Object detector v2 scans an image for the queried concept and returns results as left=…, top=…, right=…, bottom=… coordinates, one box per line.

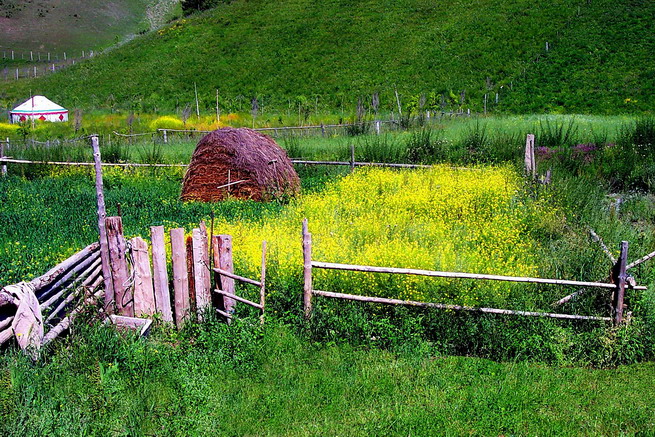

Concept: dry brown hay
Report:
left=180, top=127, right=300, bottom=202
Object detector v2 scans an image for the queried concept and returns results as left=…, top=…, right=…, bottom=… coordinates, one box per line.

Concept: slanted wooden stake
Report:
left=350, top=144, right=355, bottom=173
left=302, top=219, right=313, bottom=319
left=170, top=228, right=190, bottom=328
left=106, top=216, right=132, bottom=316
left=524, top=134, right=536, bottom=176
left=92, top=135, right=115, bottom=313
left=192, top=226, right=211, bottom=320
left=151, top=226, right=173, bottom=322
left=612, top=241, right=629, bottom=325
left=130, top=237, right=155, bottom=317
left=213, top=234, right=235, bottom=317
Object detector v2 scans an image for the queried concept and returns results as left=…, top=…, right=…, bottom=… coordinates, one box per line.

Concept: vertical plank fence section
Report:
left=151, top=226, right=173, bottom=322
left=170, top=228, right=190, bottom=328
left=302, top=218, right=313, bottom=319
left=192, top=227, right=211, bottom=320
left=106, top=216, right=132, bottom=316
left=91, top=135, right=114, bottom=313
left=213, top=234, right=235, bottom=315
left=130, top=237, right=156, bottom=317
left=612, top=241, right=629, bottom=325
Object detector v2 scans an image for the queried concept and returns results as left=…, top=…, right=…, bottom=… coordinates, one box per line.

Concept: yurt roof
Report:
left=11, top=96, right=67, bottom=114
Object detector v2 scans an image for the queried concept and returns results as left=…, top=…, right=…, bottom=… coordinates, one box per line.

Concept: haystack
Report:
left=181, top=128, right=300, bottom=202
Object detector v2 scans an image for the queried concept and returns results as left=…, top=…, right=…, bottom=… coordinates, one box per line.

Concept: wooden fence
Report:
left=301, top=219, right=647, bottom=325
left=1, top=49, right=96, bottom=81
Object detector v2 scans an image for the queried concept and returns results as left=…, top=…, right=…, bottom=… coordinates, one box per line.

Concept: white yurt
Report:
left=10, top=95, right=68, bottom=123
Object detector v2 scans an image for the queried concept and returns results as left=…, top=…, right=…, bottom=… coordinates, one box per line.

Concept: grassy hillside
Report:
left=0, top=0, right=181, bottom=52
left=1, top=0, right=653, bottom=114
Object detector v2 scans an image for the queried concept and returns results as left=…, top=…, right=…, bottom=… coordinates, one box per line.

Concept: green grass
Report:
left=1, top=321, right=655, bottom=435
left=2, top=0, right=654, bottom=114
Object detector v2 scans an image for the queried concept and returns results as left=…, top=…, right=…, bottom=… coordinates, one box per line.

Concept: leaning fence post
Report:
left=303, top=218, right=313, bottom=319
left=91, top=135, right=115, bottom=313
left=612, top=241, right=629, bottom=325
left=350, top=144, right=355, bottom=173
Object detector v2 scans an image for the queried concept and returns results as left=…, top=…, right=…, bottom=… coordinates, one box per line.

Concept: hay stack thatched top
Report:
left=181, top=127, right=300, bottom=202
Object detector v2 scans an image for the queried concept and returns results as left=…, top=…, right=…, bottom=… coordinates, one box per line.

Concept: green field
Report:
left=2, top=0, right=654, bottom=114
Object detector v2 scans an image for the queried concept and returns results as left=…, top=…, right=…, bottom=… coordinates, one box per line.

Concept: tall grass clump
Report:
left=404, top=127, right=446, bottom=164
left=536, top=118, right=579, bottom=148
left=356, top=134, right=405, bottom=163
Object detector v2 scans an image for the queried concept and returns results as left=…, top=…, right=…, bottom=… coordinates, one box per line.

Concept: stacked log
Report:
left=0, top=242, right=104, bottom=348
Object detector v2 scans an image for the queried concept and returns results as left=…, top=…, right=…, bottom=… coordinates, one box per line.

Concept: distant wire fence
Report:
left=1, top=49, right=97, bottom=81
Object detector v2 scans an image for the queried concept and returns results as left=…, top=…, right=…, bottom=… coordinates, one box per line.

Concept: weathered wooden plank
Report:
left=150, top=226, right=173, bottom=322
left=170, top=228, right=190, bottom=328
left=29, top=242, right=99, bottom=291
left=524, top=134, right=535, bottom=176
left=131, top=237, right=156, bottom=317
left=311, top=261, right=647, bottom=290
left=303, top=219, right=312, bottom=319
left=106, top=217, right=132, bottom=316
left=186, top=235, right=196, bottom=314
left=313, top=290, right=612, bottom=322
left=192, top=227, right=211, bottom=320
left=213, top=235, right=235, bottom=314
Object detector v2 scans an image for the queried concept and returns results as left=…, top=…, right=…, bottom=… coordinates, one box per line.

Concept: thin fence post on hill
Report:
left=151, top=226, right=173, bottom=322
left=131, top=237, right=156, bottom=317
left=213, top=234, right=235, bottom=319
left=303, top=219, right=313, bottom=319
left=350, top=144, right=355, bottom=173
left=170, top=228, right=190, bottom=328
left=524, top=134, right=536, bottom=176
left=92, top=135, right=115, bottom=314
left=106, top=216, right=132, bottom=316
left=612, top=241, right=629, bottom=325
left=1, top=138, right=6, bottom=177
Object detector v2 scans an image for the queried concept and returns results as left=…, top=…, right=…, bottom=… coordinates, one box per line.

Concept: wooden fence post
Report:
left=303, top=218, right=313, bottom=319
left=213, top=234, right=235, bottom=316
left=170, top=228, right=190, bottom=328
left=192, top=226, right=211, bottom=320
left=186, top=235, right=196, bottom=313
left=106, top=216, right=132, bottom=316
left=1, top=138, right=6, bottom=177
left=163, top=129, right=167, bottom=144
left=612, top=241, right=629, bottom=325
left=151, top=226, right=173, bottom=322
left=524, top=134, right=536, bottom=177
left=92, top=135, right=115, bottom=314
left=260, top=241, right=267, bottom=324
left=350, top=144, right=355, bottom=173
left=131, top=237, right=155, bottom=317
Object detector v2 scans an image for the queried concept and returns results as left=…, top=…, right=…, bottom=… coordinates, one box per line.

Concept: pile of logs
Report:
left=0, top=242, right=104, bottom=350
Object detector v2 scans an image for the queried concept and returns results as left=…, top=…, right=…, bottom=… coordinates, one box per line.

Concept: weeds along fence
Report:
left=301, top=220, right=649, bottom=326
left=0, top=215, right=267, bottom=351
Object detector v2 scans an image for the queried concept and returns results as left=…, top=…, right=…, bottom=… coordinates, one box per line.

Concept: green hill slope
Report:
left=1, top=0, right=653, bottom=114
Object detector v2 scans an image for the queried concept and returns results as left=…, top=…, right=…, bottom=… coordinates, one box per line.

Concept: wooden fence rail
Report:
left=302, top=219, right=643, bottom=325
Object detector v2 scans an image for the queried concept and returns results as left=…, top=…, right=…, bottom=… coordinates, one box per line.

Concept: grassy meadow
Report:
left=2, top=115, right=655, bottom=432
